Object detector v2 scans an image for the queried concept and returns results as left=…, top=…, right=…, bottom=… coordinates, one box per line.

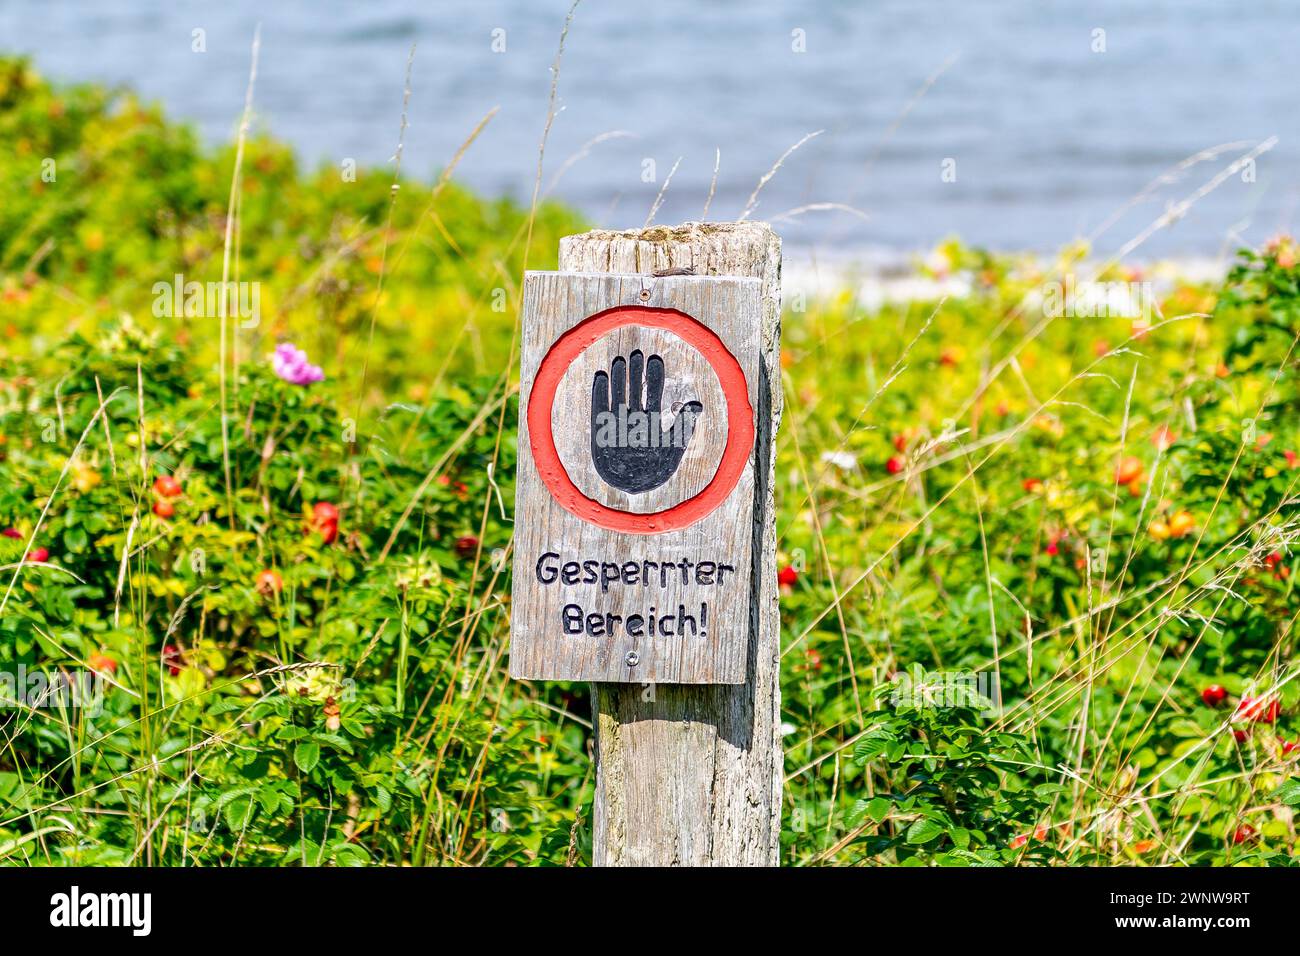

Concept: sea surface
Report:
left=2, top=0, right=1297, bottom=264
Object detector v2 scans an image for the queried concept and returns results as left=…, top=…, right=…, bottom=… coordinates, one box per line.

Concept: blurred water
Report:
left=1, top=0, right=1296, bottom=262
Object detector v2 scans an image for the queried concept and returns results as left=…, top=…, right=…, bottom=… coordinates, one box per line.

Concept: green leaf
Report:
left=331, top=842, right=370, bottom=866
left=223, top=797, right=253, bottom=832
left=852, top=731, right=895, bottom=763
left=314, top=732, right=353, bottom=754
left=906, top=818, right=945, bottom=845
left=258, top=787, right=281, bottom=815
left=63, top=526, right=88, bottom=552
left=212, top=785, right=257, bottom=812
left=1274, top=778, right=1300, bottom=807
left=286, top=839, right=321, bottom=865
left=293, top=740, right=320, bottom=774
left=866, top=796, right=891, bottom=824
left=847, top=798, right=871, bottom=827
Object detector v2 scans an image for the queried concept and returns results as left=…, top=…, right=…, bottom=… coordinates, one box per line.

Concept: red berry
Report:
left=152, top=500, right=174, bottom=519
left=1115, top=456, right=1144, bottom=486
left=778, top=565, right=799, bottom=587
left=1201, top=684, right=1227, bottom=707
left=1282, top=740, right=1298, bottom=755
left=162, top=644, right=182, bottom=676
left=87, top=653, right=117, bottom=675
left=1232, top=824, right=1256, bottom=845
left=892, top=434, right=908, bottom=452
left=309, top=502, right=339, bottom=543
left=153, top=475, right=183, bottom=498
left=455, top=535, right=480, bottom=559
left=27, top=546, right=49, bottom=563
left=1237, top=696, right=1280, bottom=724
left=1233, top=728, right=1250, bottom=743
left=885, top=455, right=904, bottom=475
left=255, top=569, right=283, bottom=596
left=1, top=527, right=20, bottom=538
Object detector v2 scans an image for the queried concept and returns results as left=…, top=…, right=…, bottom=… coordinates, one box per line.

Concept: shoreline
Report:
left=782, top=245, right=1232, bottom=308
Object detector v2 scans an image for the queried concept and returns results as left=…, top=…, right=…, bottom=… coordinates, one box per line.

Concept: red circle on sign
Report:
left=527, top=305, right=754, bottom=534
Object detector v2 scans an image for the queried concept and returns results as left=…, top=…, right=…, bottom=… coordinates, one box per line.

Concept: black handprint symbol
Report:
left=590, top=350, right=703, bottom=493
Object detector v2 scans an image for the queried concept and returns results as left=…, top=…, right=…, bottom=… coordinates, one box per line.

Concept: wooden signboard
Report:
left=510, top=271, right=762, bottom=684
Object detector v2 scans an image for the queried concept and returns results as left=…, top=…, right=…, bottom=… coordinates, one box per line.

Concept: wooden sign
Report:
left=510, top=271, right=762, bottom=684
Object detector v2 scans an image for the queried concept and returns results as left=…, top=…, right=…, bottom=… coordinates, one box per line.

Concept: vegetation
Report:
left=1, top=58, right=1298, bottom=865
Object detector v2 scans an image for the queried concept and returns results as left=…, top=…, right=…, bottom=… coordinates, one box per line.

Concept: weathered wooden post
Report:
left=511, top=221, right=782, bottom=866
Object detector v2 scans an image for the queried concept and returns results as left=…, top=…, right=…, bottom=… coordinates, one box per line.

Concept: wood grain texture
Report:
left=510, top=272, right=761, bottom=684
left=557, top=222, right=783, bottom=867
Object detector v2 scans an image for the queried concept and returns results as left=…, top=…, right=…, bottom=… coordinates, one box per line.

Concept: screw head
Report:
left=624, top=650, right=640, bottom=667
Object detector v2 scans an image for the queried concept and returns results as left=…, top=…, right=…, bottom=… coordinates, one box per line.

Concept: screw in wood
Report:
left=624, top=650, right=640, bottom=667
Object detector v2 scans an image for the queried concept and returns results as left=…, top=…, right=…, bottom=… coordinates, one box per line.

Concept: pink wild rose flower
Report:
left=271, top=343, right=324, bottom=385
